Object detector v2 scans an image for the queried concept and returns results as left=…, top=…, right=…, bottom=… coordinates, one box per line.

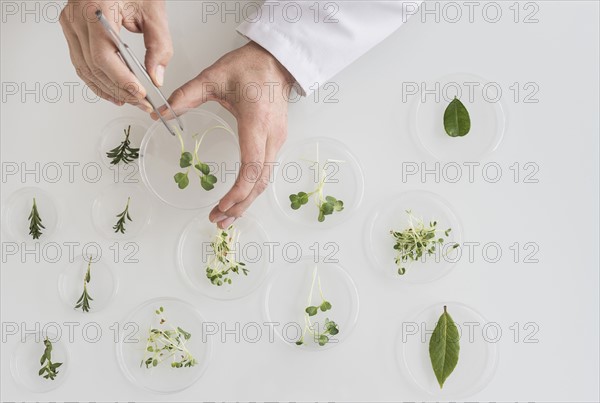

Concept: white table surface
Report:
left=1, top=1, right=599, bottom=401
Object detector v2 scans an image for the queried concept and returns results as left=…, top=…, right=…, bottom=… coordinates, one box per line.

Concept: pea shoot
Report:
left=38, top=338, right=62, bottom=381
left=28, top=197, right=45, bottom=240
left=205, top=225, right=248, bottom=286
left=113, top=196, right=132, bottom=234
left=141, top=306, right=197, bottom=369
left=390, top=210, right=459, bottom=275
left=106, top=125, right=139, bottom=165
left=296, top=265, right=339, bottom=346
left=75, top=256, right=93, bottom=312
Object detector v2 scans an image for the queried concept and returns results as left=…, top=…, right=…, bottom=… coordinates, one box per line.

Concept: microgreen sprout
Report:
left=75, top=256, right=93, bottom=312
left=141, top=306, right=197, bottom=369
left=205, top=225, right=248, bottom=286
left=289, top=144, right=345, bottom=222
left=296, top=265, right=339, bottom=346
left=38, top=338, right=62, bottom=380
left=106, top=125, right=139, bottom=165
left=28, top=197, right=45, bottom=240
left=390, top=210, right=459, bottom=275
left=113, top=197, right=132, bottom=234
left=173, top=125, right=233, bottom=191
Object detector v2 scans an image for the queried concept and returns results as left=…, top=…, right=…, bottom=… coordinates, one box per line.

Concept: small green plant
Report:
left=173, top=125, right=230, bottom=191
left=390, top=210, right=459, bottom=275
left=444, top=97, right=471, bottom=137
left=296, top=265, right=339, bottom=346
left=141, top=306, right=197, bottom=369
left=75, top=256, right=93, bottom=312
left=28, top=197, right=45, bottom=240
left=113, top=197, right=132, bottom=234
left=289, top=158, right=344, bottom=222
left=106, top=125, right=139, bottom=165
left=38, top=338, right=62, bottom=380
left=429, top=305, right=460, bottom=388
left=205, top=225, right=248, bottom=286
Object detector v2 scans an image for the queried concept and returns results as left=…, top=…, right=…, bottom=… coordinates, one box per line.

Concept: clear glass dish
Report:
left=10, top=331, right=70, bottom=393
left=57, top=254, right=118, bottom=313
left=409, top=72, right=506, bottom=161
left=366, top=190, right=462, bottom=283
left=397, top=302, right=498, bottom=398
left=139, top=109, right=240, bottom=210
left=2, top=187, right=59, bottom=242
left=264, top=257, right=359, bottom=351
left=116, top=297, right=212, bottom=394
left=98, top=116, right=148, bottom=170
left=91, top=182, right=152, bottom=240
left=177, top=212, right=270, bottom=300
left=270, top=137, right=365, bottom=229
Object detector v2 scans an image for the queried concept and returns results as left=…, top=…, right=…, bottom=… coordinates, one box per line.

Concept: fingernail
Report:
left=156, top=65, right=165, bottom=87
left=210, top=214, right=227, bottom=223
left=219, top=217, right=236, bottom=229
left=136, top=104, right=151, bottom=113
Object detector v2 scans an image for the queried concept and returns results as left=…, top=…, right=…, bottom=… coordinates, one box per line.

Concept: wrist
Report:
left=248, top=41, right=295, bottom=86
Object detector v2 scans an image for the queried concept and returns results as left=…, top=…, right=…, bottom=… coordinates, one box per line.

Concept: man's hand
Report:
left=59, top=0, right=173, bottom=111
left=157, top=41, right=295, bottom=228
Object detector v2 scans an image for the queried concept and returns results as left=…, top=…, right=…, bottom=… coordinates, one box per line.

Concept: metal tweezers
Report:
left=96, top=10, right=183, bottom=136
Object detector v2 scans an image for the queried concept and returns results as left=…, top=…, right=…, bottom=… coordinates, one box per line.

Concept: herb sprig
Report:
left=296, top=265, right=339, bottom=346
left=205, top=225, right=248, bottom=286
left=28, top=197, right=45, bottom=240
left=38, top=338, right=63, bottom=380
left=390, top=210, right=459, bottom=275
left=75, top=256, right=93, bottom=312
left=113, top=197, right=132, bottom=234
left=106, top=125, right=139, bottom=165
left=141, top=306, right=197, bottom=369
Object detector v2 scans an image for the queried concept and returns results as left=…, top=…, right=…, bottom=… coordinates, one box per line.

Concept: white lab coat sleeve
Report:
left=236, top=1, right=422, bottom=95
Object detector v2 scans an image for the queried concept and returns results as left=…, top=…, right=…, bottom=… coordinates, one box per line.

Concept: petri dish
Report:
left=366, top=190, right=462, bottom=283
left=139, top=108, right=240, bottom=210
left=116, top=297, right=212, bottom=394
left=2, top=187, right=59, bottom=242
left=91, top=182, right=152, bottom=240
left=57, top=254, right=118, bottom=314
left=410, top=72, right=506, bottom=161
left=10, top=331, right=70, bottom=393
left=264, top=258, right=359, bottom=351
left=270, top=137, right=365, bottom=229
left=98, top=116, right=148, bottom=170
left=397, top=302, right=498, bottom=398
left=177, top=212, right=270, bottom=300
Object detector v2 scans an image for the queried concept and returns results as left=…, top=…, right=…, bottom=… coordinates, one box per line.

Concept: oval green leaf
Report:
left=429, top=305, right=460, bottom=389
left=443, top=97, right=471, bottom=137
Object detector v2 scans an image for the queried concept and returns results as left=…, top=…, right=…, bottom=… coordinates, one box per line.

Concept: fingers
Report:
left=153, top=70, right=219, bottom=119
left=139, top=2, right=173, bottom=87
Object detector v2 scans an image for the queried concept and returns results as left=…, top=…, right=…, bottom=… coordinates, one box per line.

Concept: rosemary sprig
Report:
left=106, top=125, right=139, bottom=165
left=28, top=197, right=45, bottom=240
left=38, top=338, right=62, bottom=380
left=205, top=225, right=248, bottom=286
left=296, top=265, right=339, bottom=346
left=141, top=306, right=197, bottom=369
left=390, top=210, right=459, bottom=275
left=75, top=257, right=93, bottom=312
left=113, top=197, right=132, bottom=234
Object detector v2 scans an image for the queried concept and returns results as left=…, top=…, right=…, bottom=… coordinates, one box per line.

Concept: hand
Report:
left=59, top=0, right=173, bottom=111
left=157, top=41, right=295, bottom=228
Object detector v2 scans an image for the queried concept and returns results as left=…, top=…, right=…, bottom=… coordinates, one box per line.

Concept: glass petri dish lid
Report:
left=2, top=187, right=59, bottom=242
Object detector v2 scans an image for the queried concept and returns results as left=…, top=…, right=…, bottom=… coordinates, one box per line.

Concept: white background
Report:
left=1, top=1, right=599, bottom=401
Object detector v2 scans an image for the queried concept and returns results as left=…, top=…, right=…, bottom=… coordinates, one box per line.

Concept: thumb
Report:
left=155, top=71, right=222, bottom=119
left=139, top=5, right=173, bottom=87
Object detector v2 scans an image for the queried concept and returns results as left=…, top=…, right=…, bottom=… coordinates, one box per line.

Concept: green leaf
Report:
left=291, top=201, right=301, bottom=210
left=289, top=194, right=298, bottom=203
left=318, top=334, right=329, bottom=346
left=321, top=203, right=334, bottom=215
left=320, top=301, right=332, bottom=312
left=429, top=306, right=460, bottom=389
left=305, top=306, right=318, bottom=316
left=195, top=162, right=210, bottom=175
left=174, top=172, right=189, bottom=189
left=179, top=152, right=193, bottom=168
left=443, top=97, right=471, bottom=137
left=200, top=175, right=216, bottom=191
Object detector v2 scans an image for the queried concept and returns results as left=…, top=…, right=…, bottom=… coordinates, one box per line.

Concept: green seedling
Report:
left=113, top=197, right=132, bottom=234
left=38, top=338, right=62, bottom=380
left=28, top=197, right=45, bottom=240
left=390, top=210, right=459, bottom=275
left=106, top=125, right=139, bottom=164
left=296, top=265, right=339, bottom=347
left=205, top=225, right=248, bottom=286
left=141, top=306, right=197, bottom=369
left=75, top=256, right=93, bottom=312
